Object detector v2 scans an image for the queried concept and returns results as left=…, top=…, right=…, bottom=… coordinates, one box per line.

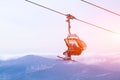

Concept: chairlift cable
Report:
left=25, top=0, right=119, bottom=34
left=25, top=0, right=66, bottom=16
left=75, top=18, right=118, bottom=34
left=80, top=0, right=120, bottom=16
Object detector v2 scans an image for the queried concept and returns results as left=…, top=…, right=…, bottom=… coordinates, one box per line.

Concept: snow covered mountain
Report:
left=0, top=55, right=120, bottom=80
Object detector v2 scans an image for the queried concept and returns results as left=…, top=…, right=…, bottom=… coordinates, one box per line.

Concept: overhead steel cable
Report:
left=65, top=14, right=117, bottom=34
left=25, top=0, right=119, bottom=34
left=75, top=18, right=117, bottom=34
left=80, top=0, right=120, bottom=16
left=25, top=0, right=66, bottom=16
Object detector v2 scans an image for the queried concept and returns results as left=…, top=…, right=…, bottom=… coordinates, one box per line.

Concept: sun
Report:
left=114, top=33, right=120, bottom=39
left=112, top=33, right=120, bottom=42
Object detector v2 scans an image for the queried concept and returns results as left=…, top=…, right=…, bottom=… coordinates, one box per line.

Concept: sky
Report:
left=0, top=0, right=120, bottom=59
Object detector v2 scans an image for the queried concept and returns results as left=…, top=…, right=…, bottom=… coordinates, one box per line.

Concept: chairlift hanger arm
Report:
left=25, top=0, right=119, bottom=34
left=80, top=0, right=120, bottom=16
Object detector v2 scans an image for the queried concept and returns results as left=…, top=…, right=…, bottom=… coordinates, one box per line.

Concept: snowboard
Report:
left=57, top=56, right=77, bottom=62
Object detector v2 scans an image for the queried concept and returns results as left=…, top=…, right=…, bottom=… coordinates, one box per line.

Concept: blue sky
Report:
left=0, top=0, right=120, bottom=59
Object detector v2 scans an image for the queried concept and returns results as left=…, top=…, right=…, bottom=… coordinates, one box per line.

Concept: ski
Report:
left=57, top=56, right=77, bottom=62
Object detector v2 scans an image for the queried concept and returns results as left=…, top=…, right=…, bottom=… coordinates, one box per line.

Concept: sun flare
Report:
left=113, top=33, right=120, bottom=40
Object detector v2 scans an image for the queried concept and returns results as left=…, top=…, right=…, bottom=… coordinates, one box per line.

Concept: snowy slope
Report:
left=0, top=55, right=120, bottom=80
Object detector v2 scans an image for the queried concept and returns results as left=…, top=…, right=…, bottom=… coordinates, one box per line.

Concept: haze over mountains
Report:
left=0, top=54, right=120, bottom=80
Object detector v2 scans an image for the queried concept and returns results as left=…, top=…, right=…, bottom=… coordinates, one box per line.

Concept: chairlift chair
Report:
left=63, top=34, right=87, bottom=58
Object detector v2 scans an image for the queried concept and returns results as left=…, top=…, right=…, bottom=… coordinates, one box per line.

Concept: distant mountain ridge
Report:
left=0, top=55, right=120, bottom=80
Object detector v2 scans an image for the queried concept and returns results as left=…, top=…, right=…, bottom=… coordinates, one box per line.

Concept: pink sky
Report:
left=0, top=0, right=120, bottom=59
